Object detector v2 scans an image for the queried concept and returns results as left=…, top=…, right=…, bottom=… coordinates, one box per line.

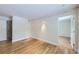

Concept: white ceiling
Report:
left=0, top=4, right=77, bottom=20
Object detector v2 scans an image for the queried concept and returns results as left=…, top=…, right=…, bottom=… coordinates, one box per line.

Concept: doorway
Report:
left=58, top=15, right=75, bottom=50
left=7, top=20, right=12, bottom=41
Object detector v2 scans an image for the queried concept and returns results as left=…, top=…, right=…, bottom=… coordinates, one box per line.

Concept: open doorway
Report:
left=7, top=20, right=12, bottom=42
left=58, top=15, right=75, bottom=50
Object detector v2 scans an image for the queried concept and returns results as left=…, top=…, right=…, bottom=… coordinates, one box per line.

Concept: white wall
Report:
left=0, top=16, right=10, bottom=41
left=31, top=16, right=59, bottom=45
left=12, top=16, right=31, bottom=42
left=30, top=10, right=77, bottom=46
left=0, top=20, right=7, bottom=41
left=67, top=8, right=79, bottom=53
left=76, top=8, right=79, bottom=53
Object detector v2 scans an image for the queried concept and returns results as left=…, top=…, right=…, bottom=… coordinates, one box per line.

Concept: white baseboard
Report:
left=0, top=39, right=6, bottom=41
left=12, top=36, right=31, bottom=43
left=32, top=36, right=59, bottom=46
left=12, top=36, right=59, bottom=46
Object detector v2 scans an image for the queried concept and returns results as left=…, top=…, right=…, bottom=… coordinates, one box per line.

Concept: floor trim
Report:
left=31, top=36, right=59, bottom=46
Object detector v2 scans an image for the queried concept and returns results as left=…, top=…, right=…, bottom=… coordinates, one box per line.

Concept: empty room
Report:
left=0, top=4, right=79, bottom=54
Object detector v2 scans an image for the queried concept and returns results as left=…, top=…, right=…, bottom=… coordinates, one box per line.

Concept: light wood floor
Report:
left=58, top=36, right=72, bottom=49
left=0, top=38, right=75, bottom=54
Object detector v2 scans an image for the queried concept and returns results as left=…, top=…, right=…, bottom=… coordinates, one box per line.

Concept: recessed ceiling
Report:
left=0, top=4, right=77, bottom=20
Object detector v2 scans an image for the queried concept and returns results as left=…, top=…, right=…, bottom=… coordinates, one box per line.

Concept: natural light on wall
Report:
left=41, top=21, right=46, bottom=32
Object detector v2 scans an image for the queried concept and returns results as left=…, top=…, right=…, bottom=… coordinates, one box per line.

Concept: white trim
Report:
left=32, top=36, right=59, bottom=46
left=12, top=36, right=59, bottom=46
left=12, top=36, right=31, bottom=42
left=0, top=16, right=11, bottom=21
left=58, top=15, right=73, bottom=21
